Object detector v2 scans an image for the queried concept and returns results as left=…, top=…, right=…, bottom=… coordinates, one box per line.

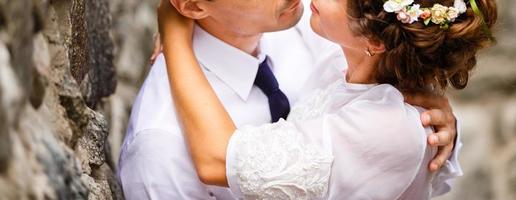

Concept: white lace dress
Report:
left=225, top=78, right=461, bottom=200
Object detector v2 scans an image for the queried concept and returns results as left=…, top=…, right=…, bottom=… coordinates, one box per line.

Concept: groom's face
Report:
left=201, top=0, right=304, bottom=34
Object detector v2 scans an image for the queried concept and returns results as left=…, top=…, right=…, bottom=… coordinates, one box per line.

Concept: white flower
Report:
left=406, top=4, right=424, bottom=23
left=431, top=4, right=449, bottom=24
left=454, top=0, right=467, bottom=14
left=447, top=7, right=460, bottom=22
left=384, top=0, right=414, bottom=13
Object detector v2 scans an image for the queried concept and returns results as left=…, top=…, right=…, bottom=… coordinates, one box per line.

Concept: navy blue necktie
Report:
left=254, top=58, right=290, bottom=122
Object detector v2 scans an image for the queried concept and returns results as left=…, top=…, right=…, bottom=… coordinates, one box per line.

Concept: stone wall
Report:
left=0, top=0, right=514, bottom=199
left=0, top=0, right=125, bottom=199
left=107, top=0, right=159, bottom=167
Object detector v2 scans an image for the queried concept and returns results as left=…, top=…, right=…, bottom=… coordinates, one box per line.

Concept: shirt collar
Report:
left=193, top=25, right=270, bottom=101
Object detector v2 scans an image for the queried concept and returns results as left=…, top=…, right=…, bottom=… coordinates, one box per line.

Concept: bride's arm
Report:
left=158, top=1, right=235, bottom=187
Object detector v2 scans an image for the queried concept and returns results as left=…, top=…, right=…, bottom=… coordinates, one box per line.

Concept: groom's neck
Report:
left=197, top=20, right=262, bottom=57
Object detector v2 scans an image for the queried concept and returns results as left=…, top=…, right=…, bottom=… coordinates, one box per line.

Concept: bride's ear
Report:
left=364, top=38, right=386, bottom=55
left=170, top=0, right=211, bottom=19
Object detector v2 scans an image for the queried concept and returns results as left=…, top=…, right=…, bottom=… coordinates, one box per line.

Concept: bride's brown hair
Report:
left=346, top=0, right=497, bottom=92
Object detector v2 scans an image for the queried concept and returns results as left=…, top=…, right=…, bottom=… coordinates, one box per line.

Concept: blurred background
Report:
left=0, top=0, right=514, bottom=199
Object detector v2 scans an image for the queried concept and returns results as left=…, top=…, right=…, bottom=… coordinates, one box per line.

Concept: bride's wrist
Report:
left=161, top=31, right=193, bottom=49
left=157, top=1, right=194, bottom=44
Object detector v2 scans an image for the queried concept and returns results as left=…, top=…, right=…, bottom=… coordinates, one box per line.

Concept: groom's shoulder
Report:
left=147, top=54, right=170, bottom=83
left=127, top=54, right=180, bottom=134
left=136, top=54, right=172, bottom=106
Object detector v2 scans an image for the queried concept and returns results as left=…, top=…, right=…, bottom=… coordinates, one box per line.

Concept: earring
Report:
left=365, top=48, right=375, bottom=57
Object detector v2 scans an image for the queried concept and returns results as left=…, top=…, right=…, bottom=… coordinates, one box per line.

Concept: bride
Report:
left=158, top=0, right=496, bottom=199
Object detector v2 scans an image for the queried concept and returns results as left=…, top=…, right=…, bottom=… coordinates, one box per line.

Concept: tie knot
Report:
left=254, top=58, right=279, bottom=96
left=253, top=57, right=291, bottom=122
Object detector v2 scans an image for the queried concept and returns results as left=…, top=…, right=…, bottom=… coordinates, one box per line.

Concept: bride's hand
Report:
left=150, top=32, right=162, bottom=66
left=157, top=0, right=194, bottom=47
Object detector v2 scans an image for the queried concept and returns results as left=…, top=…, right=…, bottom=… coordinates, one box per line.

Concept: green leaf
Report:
left=424, top=18, right=431, bottom=25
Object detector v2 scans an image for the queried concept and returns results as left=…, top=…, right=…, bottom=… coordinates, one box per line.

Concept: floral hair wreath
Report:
left=383, top=0, right=489, bottom=32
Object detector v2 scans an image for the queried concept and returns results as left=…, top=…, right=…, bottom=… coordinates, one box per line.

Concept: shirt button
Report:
left=209, top=191, right=215, bottom=197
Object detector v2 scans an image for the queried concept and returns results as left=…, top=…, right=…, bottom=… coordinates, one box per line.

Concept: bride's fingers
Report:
left=150, top=33, right=163, bottom=66
left=158, top=0, right=168, bottom=8
left=157, top=0, right=193, bottom=36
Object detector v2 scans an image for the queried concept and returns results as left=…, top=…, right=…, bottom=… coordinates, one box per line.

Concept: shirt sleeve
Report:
left=431, top=119, right=464, bottom=197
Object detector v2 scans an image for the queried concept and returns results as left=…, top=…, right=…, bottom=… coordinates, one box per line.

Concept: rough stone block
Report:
left=70, top=0, right=116, bottom=109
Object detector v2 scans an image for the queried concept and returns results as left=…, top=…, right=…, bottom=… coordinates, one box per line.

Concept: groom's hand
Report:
left=404, top=93, right=457, bottom=172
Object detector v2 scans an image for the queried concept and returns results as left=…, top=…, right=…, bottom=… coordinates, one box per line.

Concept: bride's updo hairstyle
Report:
left=347, top=0, right=497, bottom=92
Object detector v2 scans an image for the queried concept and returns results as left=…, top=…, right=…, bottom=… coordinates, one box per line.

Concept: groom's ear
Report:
left=170, top=0, right=211, bottom=20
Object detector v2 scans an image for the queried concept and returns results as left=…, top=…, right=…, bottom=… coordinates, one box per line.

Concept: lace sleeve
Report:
left=226, top=119, right=333, bottom=200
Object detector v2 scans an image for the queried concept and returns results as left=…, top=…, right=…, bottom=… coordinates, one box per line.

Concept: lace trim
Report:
left=232, top=120, right=333, bottom=200
left=289, top=80, right=342, bottom=121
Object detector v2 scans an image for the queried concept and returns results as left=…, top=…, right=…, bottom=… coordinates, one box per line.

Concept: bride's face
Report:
left=309, top=0, right=367, bottom=51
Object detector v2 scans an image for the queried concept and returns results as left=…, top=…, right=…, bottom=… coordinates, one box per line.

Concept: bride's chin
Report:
left=310, top=17, right=325, bottom=39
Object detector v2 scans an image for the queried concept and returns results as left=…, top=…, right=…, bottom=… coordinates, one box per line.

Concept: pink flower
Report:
left=420, top=9, right=431, bottom=20
left=397, top=11, right=412, bottom=24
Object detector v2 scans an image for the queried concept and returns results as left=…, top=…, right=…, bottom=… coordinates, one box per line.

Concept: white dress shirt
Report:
left=118, top=24, right=315, bottom=199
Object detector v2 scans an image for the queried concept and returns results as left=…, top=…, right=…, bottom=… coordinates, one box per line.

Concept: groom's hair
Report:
left=346, top=0, right=497, bottom=93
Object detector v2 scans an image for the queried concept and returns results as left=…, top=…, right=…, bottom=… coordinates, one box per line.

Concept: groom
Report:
left=118, top=0, right=462, bottom=199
